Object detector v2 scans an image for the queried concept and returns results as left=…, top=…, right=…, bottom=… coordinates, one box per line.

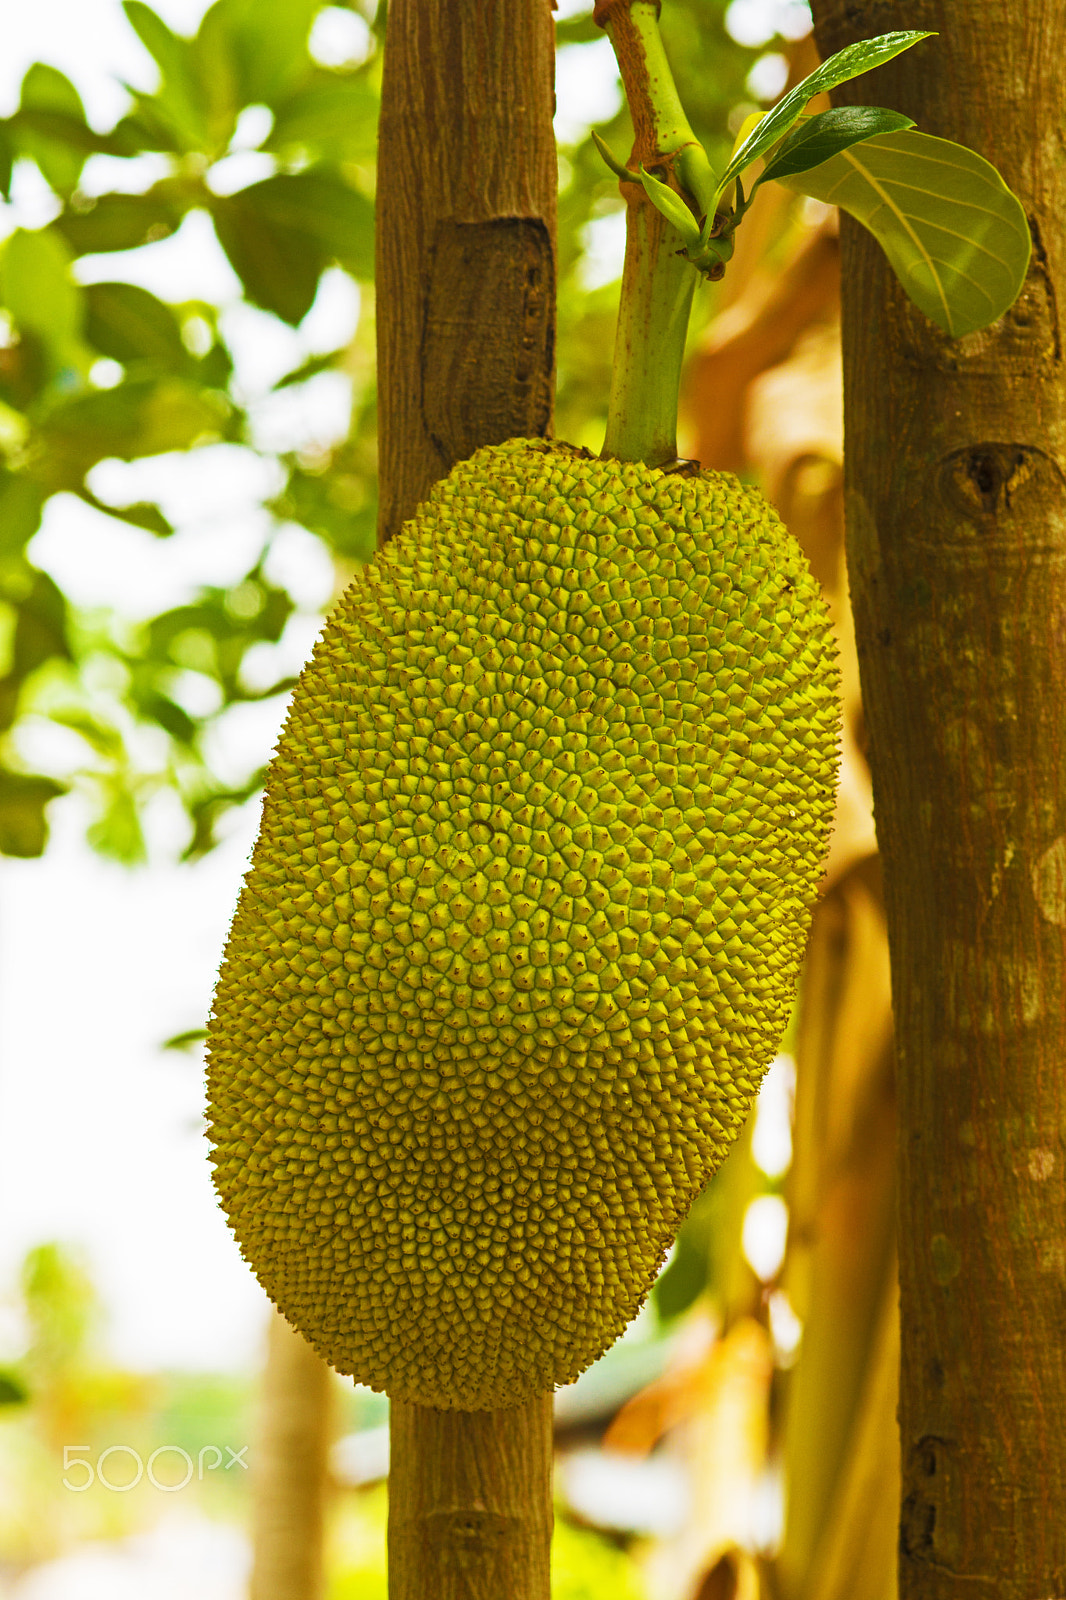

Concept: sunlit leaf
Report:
left=211, top=167, right=373, bottom=323
left=54, top=191, right=183, bottom=254
left=48, top=707, right=126, bottom=759
left=84, top=281, right=190, bottom=371
left=212, top=190, right=323, bottom=324
left=0, top=572, right=71, bottom=732
left=0, top=123, right=13, bottom=200
left=36, top=379, right=229, bottom=487
left=0, top=330, right=47, bottom=412
left=109, top=94, right=187, bottom=156
left=0, top=1368, right=28, bottom=1406
left=9, top=570, right=72, bottom=679
left=0, top=471, right=45, bottom=562
left=776, top=129, right=1032, bottom=335
left=265, top=73, right=379, bottom=162
left=270, top=460, right=377, bottom=560
left=10, top=107, right=142, bottom=159
left=273, top=348, right=348, bottom=389
left=757, top=106, right=914, bottom=186
left=0, top=769, right=67, bottom=858
left=714, top=29, right=935, bottom=204
left=653, top=1226, right=708, bottom=1320
left=18, top=63, right=88, bottom=194
left=86, top=781, right=147, bottom=864
left=209, top=0, right=322, bottom=106
left=182, top=770, right=267, bottom=859
left=122, top=2, right=211, bottom=152
left=124, top=1, right=190, bottom=82
left=638, top=166, right=701, bottom=244
left=77, top=486, right=175, bottom=537
left=163, top=1026, right=209, bottom=1051
left=190, top=3, right=242, bottom=154
left=137, top=687, right=198, bottom=742
left=0, top=228, right=84, bottom=371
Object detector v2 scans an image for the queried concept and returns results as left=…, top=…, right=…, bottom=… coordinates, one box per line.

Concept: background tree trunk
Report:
left=250, top=1312, right=335, bottom=1600
left=375, top=2, right=558, bottom=1596
left=809, top=2, right=1066, bottom=1592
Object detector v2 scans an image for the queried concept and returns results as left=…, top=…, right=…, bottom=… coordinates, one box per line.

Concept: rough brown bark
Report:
left=250, top=1312, right=335, bottom=1600
left=376, top=3, right=558, bottom=1596
left=375, top=0, right=557, bottom=545
left=808, top=2, right=1066, bottom=1593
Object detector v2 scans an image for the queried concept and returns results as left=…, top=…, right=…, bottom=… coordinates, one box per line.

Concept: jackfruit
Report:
left=207, top=437, right=839, bottom=1411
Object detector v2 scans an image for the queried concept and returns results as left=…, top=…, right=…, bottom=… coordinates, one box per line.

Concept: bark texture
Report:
left=376, top=3, right=558, bottom=1596
left=375, top=0, right=557, bottom=544
left=250, top=1312, right=335, bottom=1600
left=388, top=1395, right=554, bottom=1600
left=808, top=2, right=1066, bottom=1594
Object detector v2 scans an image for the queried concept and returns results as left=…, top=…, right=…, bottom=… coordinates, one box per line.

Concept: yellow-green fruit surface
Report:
left=207, top=438, right=840, bottom=1410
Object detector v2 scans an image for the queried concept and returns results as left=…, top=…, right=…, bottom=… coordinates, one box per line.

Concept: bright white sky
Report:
left=0, top=0, right=796, bottom=1376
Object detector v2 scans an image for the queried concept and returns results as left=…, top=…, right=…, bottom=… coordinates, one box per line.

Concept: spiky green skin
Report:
left=207, top=439, right=839, bottom=1410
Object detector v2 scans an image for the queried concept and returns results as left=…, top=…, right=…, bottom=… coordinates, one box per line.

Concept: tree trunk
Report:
left=388, top=1396, right=554, bottom=1599
left=250, top=1312, right=335, bottom=1600
left=809, top=3, right=1066, bottom=1593
left=375, top=3, right=558, bottom=1595
left=376, top=0, right=557, bottom=545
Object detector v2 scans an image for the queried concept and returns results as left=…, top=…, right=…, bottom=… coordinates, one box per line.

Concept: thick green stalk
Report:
left=597, top=0, right=703, bottom=464
left=603, top=192, right=696, bottom=464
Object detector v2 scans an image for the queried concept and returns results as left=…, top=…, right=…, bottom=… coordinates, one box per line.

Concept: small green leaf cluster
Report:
left=608, top=28, right=1031, bottom=336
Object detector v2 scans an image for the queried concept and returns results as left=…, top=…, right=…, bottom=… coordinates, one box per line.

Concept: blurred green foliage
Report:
left=0, top=0, right=793, bottom=864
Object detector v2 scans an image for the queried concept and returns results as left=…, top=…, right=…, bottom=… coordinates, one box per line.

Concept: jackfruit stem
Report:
left=598, top=1, right=701, bottom=465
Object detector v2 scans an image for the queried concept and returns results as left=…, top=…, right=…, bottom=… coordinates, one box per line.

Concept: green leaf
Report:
left=37, top=379, right=229, bottom=487
left=10, top=570, right=72, bottom=680
left=0, top=769, right=67, bottom=857
left=211, top=167, right=373, bottom=322
left=554, top=13, right=603, bottom=44
left=182, top=770, right=266, bottom=858
left=714, top=29, right=935, bottom=204
left=77, top=486, right=174, bottom=536
left=121, top=2, right=211, bottom=152
left=137, top=688, right=197, bottom=742
left=0, top=1367, right=29, bottom=1406
left=124, top=1, right=190, bottom=81
left=775, top=129, right=1032, bottom=337
left=0, top=229, right=84, bottom=372
left=0, top=571, right=72, bottom=732
left=270, top=459, right=377, bottom=560
left=84, top=281, right=189, bottom=371
left=190, top=4, right=242, bottom=154
left=652, top=1226, right=708, bottom=1320
left=212, top=190, right=323, bottom=324
left=11, top=108, right=143, bottom=159
left=0, top=472, right=45, bottom=562
left=265, top=72, right=379, bottom=162
left=757, top=106, right=914, bottom=186
left=49, top=707, right=126, bottom=759
left=18, top=63, right=88, bottom=194
left=638, top=166, right=701, bottom=245
left=54, top=191, right=183, bottom=255
left=110, top=96, right=187, bottom=156
left=206, top=0, right=321, bottom=107
left=0, top=123, right=14, bottom=201
left=273, top=348, right=348, bottom=389
left=86, top=781, right=147, bottom=865
left=162, top=1026, right=209, bottom=1051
